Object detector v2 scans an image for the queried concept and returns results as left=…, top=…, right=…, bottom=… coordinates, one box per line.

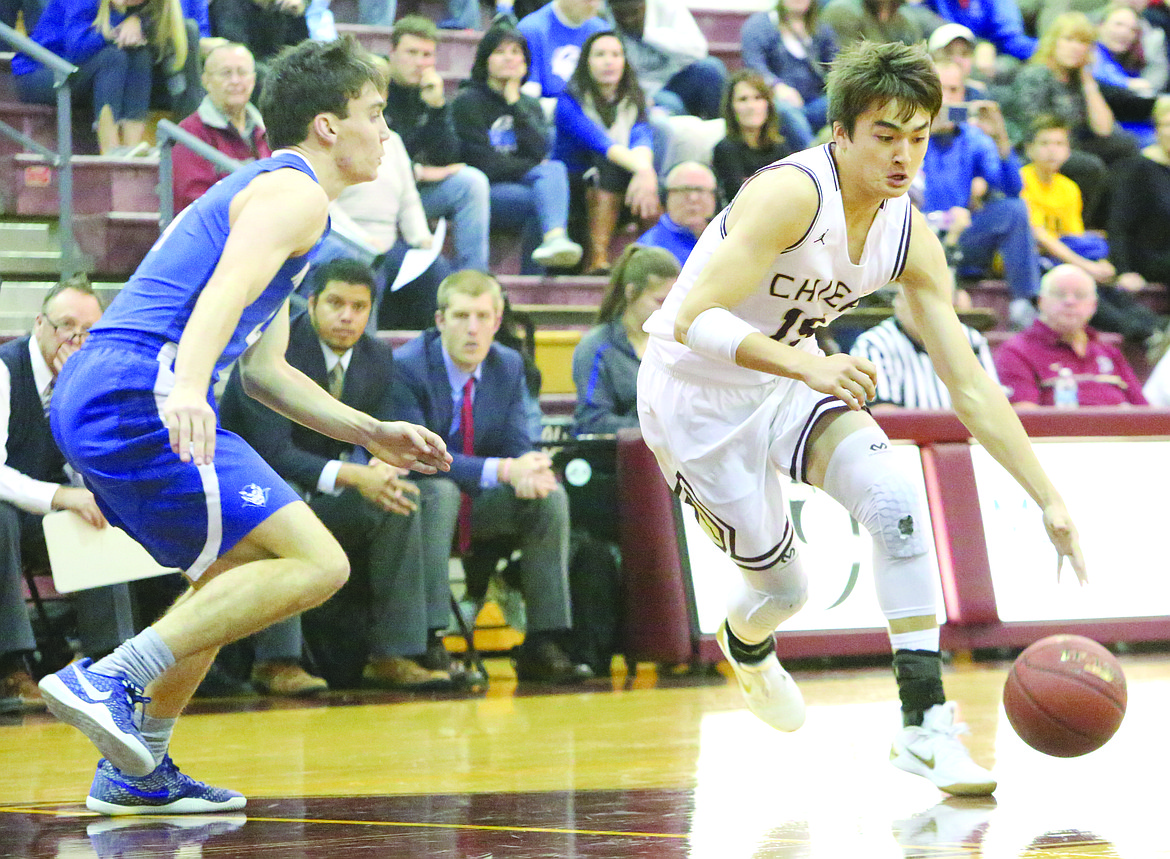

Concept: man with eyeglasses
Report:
left=636, top=160, right=717, bottom=265
left=173, top=42, right=269, bottom=214
left=0, top=278, right=135, bottom=715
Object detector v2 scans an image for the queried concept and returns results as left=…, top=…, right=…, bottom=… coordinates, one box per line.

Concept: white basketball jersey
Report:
left=643, top=143, right=913, bottom=385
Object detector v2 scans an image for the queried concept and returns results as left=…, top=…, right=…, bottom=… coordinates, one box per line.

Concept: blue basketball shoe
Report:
left=38, top=659, right=155, bottom=776
left=87, top=756, right=247, bottom=815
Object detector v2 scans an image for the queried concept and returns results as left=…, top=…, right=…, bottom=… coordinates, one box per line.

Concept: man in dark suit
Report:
left=220, top=258, right=455, bottom=691
left=0, top=278, right=135, bottom=713
left=393, top=270, right=591, bottom=684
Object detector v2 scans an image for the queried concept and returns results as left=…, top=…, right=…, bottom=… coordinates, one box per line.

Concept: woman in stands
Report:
left=711, top=70, right=795, bottom=206
left=739, top=0, right=838, bottom=144
left=571, top=243, right=679, bottom=436
left=452, top=25, right=583, bottom=274
left=554, top=30, right=660, bottom=275
left=12, top=0, right=187, bottom=155
left=1110, top=95, right=1170, bottom=293
left=1003, top=11, right=1139, bottom=226
left=1094, top=2, right=1161, bottom=144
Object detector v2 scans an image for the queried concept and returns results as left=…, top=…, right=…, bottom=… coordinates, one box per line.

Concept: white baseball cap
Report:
left=928, top=23, right=977, bottom=54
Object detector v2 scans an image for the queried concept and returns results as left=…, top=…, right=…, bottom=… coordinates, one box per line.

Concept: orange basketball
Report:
left=1003, top=634, right=1127, bottom=757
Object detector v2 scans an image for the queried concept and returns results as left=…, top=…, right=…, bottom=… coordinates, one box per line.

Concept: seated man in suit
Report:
left=220, top=259, right=456, bottom=691
left=0, top=277, right=135, bottom=713
left=393, top=270, right=591, bottom=684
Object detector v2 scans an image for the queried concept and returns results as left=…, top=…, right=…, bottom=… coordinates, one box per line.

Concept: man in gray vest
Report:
left=0, top=277, right=134, bottom=713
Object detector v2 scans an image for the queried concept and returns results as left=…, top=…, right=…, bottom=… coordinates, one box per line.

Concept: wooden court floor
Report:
left=2, top=651, right=1168, bottom=858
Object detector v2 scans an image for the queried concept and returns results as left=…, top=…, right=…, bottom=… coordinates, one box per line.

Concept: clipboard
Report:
left=43, top=510, right=179, bottom=593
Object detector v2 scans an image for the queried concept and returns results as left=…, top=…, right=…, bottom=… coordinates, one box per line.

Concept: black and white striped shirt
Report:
left=849, top=318, right=998, bottom=409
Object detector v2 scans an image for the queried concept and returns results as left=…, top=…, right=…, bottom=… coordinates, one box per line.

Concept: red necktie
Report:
left=457, top=376, right=475, bottom=554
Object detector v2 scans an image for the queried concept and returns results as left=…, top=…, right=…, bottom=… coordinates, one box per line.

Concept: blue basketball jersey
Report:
left=91, top=150, right=325, bottom=378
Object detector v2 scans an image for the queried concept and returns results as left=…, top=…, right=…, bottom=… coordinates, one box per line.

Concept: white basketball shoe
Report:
left=890, top=702, right=997, bottom=796
left=716, top=621, right=806, bottom=732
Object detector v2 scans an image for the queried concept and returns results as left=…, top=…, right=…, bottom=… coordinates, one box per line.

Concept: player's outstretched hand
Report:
left=799, top=354, right=877, bottom=411
left=368, top=421, right=452, bottom=474
left=163, top=388, right=218, bottom=466
left=1043, top=501, right=1088, bottom=585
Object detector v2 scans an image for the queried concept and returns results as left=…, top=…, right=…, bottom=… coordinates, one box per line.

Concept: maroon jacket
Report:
left=173, top=98, right=271, bottom=214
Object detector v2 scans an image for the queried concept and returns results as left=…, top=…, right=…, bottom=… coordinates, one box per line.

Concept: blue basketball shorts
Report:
left=51, top=333, right=300, bottom=580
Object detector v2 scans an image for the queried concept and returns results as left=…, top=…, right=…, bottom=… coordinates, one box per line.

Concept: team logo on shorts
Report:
left=239, top=483, right=269, bottom=508
left=673, top=472, right=794, bottom=571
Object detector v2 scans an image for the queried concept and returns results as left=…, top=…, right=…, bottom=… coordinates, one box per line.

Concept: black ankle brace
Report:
left=893, top=649, right=945, bottom=727
left=725, top=625, right=774, bottom=664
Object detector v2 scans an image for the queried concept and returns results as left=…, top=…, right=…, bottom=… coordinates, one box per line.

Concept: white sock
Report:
left=888, top=626, right=940, bottom=653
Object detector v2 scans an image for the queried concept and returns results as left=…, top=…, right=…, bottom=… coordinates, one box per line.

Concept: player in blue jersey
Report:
left=37, top=37, right=451, bottom=816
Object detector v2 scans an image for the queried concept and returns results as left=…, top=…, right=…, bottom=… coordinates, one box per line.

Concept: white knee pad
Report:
left=727, top=549, right=809, bottom=644
left=821, top=426, right=928, bottom=559
left=820, top=426, right=936, bottom=621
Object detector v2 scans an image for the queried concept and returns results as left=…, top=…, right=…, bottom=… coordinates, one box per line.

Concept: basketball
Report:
left=1003, top=635, right=1127, bottom=757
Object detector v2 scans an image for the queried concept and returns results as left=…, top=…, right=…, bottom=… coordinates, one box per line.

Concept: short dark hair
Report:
left=43, top=274, right=101, bottom=312
left=260, top=37, right=382, bottom=150
left=310, top=257, right=377, bottom=300
left=390, top=14, right=439, bottom=48
left=827, top=41, right=942, bottom=138
left=1026, top=113, right=1072, bottom=144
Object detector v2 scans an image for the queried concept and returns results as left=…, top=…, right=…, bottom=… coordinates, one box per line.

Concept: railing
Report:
left=0, top=22, right=84, bottom=276
left=154, top=119, right=243, bottom=228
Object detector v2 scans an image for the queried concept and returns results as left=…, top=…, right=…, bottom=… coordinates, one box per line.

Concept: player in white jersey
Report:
left=637, top=41, right=1087, bottom=797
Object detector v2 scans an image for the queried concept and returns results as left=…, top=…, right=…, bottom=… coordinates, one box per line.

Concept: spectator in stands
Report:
left=172, top=42, right=268, bottom=214
left=1110, top=95, right=1170, bottom=289
left=1021, top=114, right=1114, bottom=280
left=711, top=70, right=795, bottom=204
left=994, top=264, right=1148, bottom=406
left=393, top=271, right=592, bottom=684
left=1020, top=113, right=1167, bottom=345
left=159, top=0, right=208, bottom=119
left=315, top=55, right=453, bottom=332
left=555, top=30, right=659, bottom=274
left=452, top=25, right=583, bottom=274
left=928, top=22, right=990, bottom=96
left=210, top=0, right=308, bottom=65
left=0, top=279, right=135, bottom=713
left=1094, top=3, right=1161, bottom=143
left=740, top=0, right=837, bottom=141
left=1037, top=0, right=1168, bottom=88
left=821, top=0, right=927, bottom=52
left=850, top=283, right=999, bottom=408
left=13, top=0, right=187, bottom=155
left=921, top=0, right=1037, bottom=63
left=923, top=59, right=1041, bottom=329
left=1003, top=12, right=1139, bottom=226
left=385, top=15, right=491, bottom=273
left=571, top=243, right=677, bottom=435
left=604, top=0, right=727, bottom=121
left=517, top=0, right=608, bottom=103
left=220, top=259, right=456, bottom=691
left=636, top=161, right=717, bottom=265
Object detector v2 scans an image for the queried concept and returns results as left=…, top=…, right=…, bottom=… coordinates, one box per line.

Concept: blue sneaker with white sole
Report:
left=87, top=756, right=247, bottom=815
left=38, top=659, right=155, bottom=776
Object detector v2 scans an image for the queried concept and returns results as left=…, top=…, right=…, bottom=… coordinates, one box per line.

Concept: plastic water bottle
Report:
left=1053, top=367, right=1079, bottom=408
